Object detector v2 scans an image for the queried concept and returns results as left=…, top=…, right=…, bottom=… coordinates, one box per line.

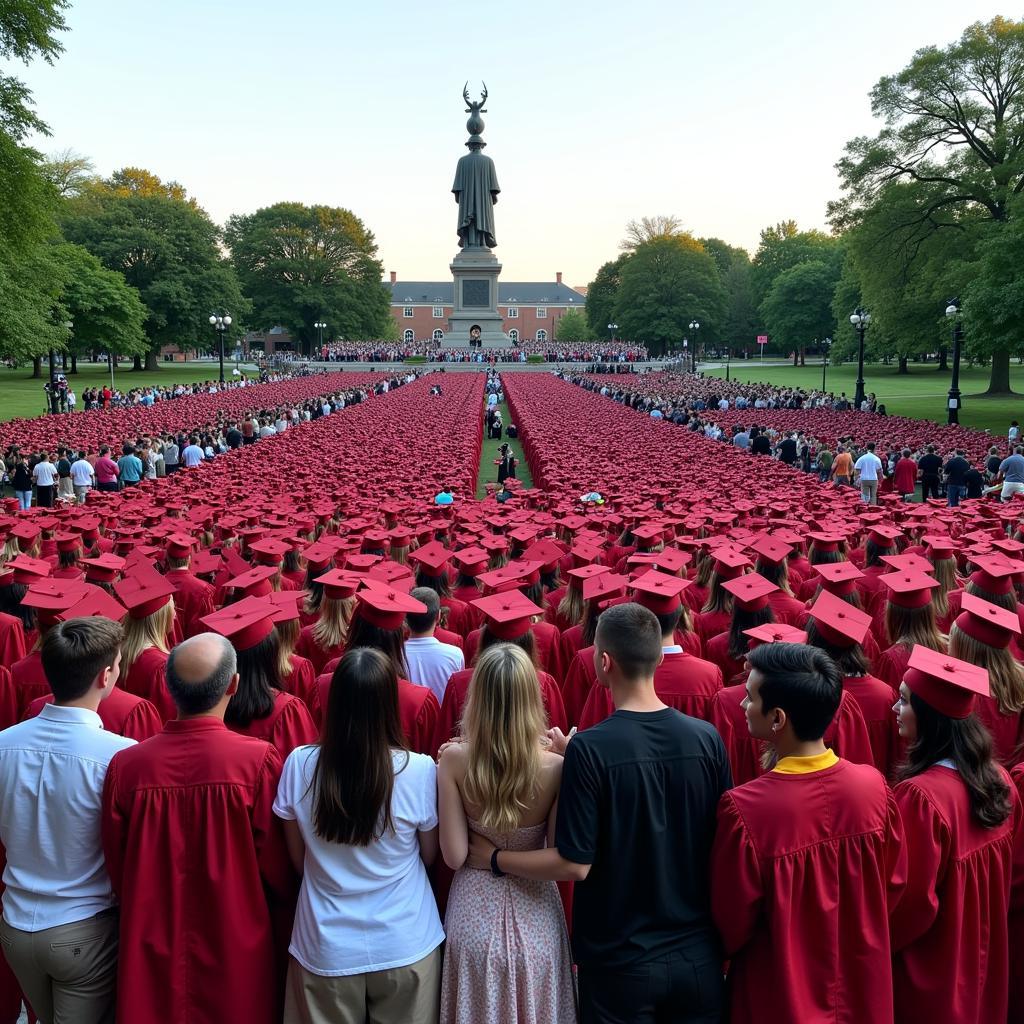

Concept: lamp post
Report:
left=725, top=343, right=731, bottom=382
left=688, top=320, right=700, bottom=374
left=315, top=320, right=327, bottom=358
left=821, top=336, right=832, bottom=393
left=208, top=312, right=231, bottom=384
left=849, top=308, right=870, bottom=408
left=607, top=322, right=618, bottom=342
left=945, top=298, right=963, bottom=425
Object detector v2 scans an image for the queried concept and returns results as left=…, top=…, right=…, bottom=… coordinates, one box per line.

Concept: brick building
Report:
left=384, top=272, right=586, bottom=345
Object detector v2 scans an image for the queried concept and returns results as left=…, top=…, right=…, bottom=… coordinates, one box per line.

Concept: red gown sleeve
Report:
left=432, top=678, right=462, bottom=759
left=540, top=674, right=567, bottom=732
left=832, top=693, right=873, bottom=766
left=562, top=655, right=595, bottom=728
left=272, top=697, right=320, bottom=757
left=100, top=752, right=128, bottom=899
left=710, top=791, right=763, bottom=956
left=413, top=690, right=440, bottom=757
left=578, top=686, right=613, bottom=731
left=0, top=620, right=25, bottom=669
left=122, top=698, right=163, bottom=742
left=0, top=667, right=18, bottom=732
left=890, top=781, right=948, bottom=950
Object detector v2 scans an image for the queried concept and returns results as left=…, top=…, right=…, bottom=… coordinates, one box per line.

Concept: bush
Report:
left=404, top=356, right=427, bottom=364
left=527, top=354, right=544, bottom=363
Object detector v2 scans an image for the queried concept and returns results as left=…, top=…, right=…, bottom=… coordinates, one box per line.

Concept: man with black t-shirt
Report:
left=917, top=445, right=943, bottom=501
left=469, top=603, right=732, bottom=1024
left=943, top=449, right=971, bottom=507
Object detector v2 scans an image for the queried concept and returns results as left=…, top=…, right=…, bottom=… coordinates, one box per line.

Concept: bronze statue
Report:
left=452, top=82, right=500, bottom=249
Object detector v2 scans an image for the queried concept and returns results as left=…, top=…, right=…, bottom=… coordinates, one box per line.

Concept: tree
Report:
left=225, top=202, right=390, bottom=350
left=555, top=308, right=590, bottom=343
left=585, top=254, right=629, bottom=337
left=760, top=261, right=840, bottom=364
left=0, top=0, right=68, bottom=141
left=106, top=166, right=193, bottom=205
left=613, top=237, right=725, bottom=355
left=61, top=186, right=247, bottom=369
left=620, top=215, right=685, bottom=252
left=0, top=240, right=67, bottom=362
left=700, top=238, right=758, bottom=354
left=832, top=16, right=1024, bottom=393
left=41, top=148, right=95, bottom=197
left=751, top=221, right=838, bottom=308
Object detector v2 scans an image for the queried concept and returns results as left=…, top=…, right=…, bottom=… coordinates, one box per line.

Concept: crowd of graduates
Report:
left=0, top=370, right=1022, bottom=1022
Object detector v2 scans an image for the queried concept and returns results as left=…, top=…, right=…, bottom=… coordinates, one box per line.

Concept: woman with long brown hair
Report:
left=875, top=572, right=946, bottom=687
left=437, top=643, right=576, bottom=1023
left=273, top=648, right=444, bottom=1024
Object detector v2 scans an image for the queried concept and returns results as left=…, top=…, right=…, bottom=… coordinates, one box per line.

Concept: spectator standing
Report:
left=917, top=445, right=943, bottom=501
left=162, top=435, right=179, bottom=474
left=12, top=455, right=33, bottom=510
left=403, top=588, right=464, bottom=702
left=55, top=448, right=74, bottom=501
left=115, top=445, right=142, bottom=488
left=830, top=445, right=853, bottom=486
left=1009, top=420, right=1020, bottom=451
left=93, top=446, right=119, bottom=492
left=943, top=449, right=971, bottom=508
left=181, top=436, right=205, bottom=468
left=0, top=618, right=135, bottom=1024
left=32, top=452, right=58, bottom=507
left=70, top=449, right=95, bottom=503
left=893, top=449, right=918, bottom=501
left=853, top=442, right=883, bottom=505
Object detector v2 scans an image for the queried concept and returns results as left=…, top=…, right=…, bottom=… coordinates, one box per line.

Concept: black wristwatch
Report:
left=490, top=848, right=505, bottom=877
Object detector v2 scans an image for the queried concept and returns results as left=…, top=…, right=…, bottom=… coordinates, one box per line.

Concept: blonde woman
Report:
left=295, top=572, right=358, bottom=674
left=437, top=643, right=576, bottom=1023
left=113, top=583, right=176, bottom=722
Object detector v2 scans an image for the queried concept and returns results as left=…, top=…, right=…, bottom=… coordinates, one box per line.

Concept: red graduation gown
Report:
left=432, top=666, right=567, bottom=759
left=562, top=645, right=598, bottom=727
left=0, top=613, right=26, bottom=670
left=875, top=641, right=911, bottom=688
left=0, top=667, right=17, bottom=733
left=294, top=624, right=345, bottom=676
left=440, top=596, right=473, bottom=639
left=577, top=650, right=722, bottom=730
left=230, top=690, right=318, bottom=760
left=101, top=718, right=293, bottom=1024
left=892, top=765, right=1020, bottom=1024
left=704, top=632, right=746, bottom=686
left=121, top=646, right=175, bottom=722
left=463, top=622, right=564, bottom=683
left=767, top=590, right=809, bottom=627
left=974, top=694, right=1024, bottom=769
left=842, top=673, right=901, bottom=779
left=711, top=758, right=906, bottom=1024
left=9, top=651, right=49, bottom=719
left=434, top=625, right=465, bottom=652
left=709, top=687, right=874, bottom=787
left=695, top=608, right=731, bottom=646
left=281, top=654, right=316, bottom=706
left=26, top=688, right=162, bottom=741
left=165, top=568, right=216, bottom=638
left=1008, top=765, right=1024, bottom=1023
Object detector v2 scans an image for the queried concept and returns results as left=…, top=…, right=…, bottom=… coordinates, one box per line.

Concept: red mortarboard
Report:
left=21, top=580, right=90, bottom=619
left=165, top=532, right=198, bottom=559
left=903, top=644, right=990, bottom=719
left=267, top=590, right=303, bottom=624
left=722, top=572, right=779, bottom=612
left=113, top=567, right=176, bottom=619
left=812, top=560, right=863, bottom=597
left=409, top=541, right=452, bottom=577
left=249, top=538, right=291, bottom=565
left=191, top=549, right=223, bottom=576
left=566, top=564, right=611, bottom=589
left=630, top=570, right=692, bottom=614
left=82, top=553, right=127, bottom=584
left=355, top=586, right=427, bottom=631
left=748, top=536, right=794, bottom=566
left=470, top=591, right=543, bottom=640
left=712, top=548, right=751, bottom=580
left=868, top=525, right=903, bottom=547
left=10, top=522, right=41, bottom=546
left=809, top=589, right=872, bottom=648
left=632, top=523, right=665, bottom=545
left=922, top=535, right=957, bottom=559
left=523, top=538, right=567, bottom=572
left=807, top=532, right=847, bottom=554
left=56, top=588, right=127, bottom=623
left=223, top=565, right=277, bottom=598
left=879, top=571, right=941, bottom=609
left=650, top=548, right=692, bottom=574
left=314, top=568, right=362, bottom=601
left=969, top=555, right=1024, bottom=596
left=367, top=561, right=414, bottom=586
left=744, top=623, right=808, bottom=648
left=54, top=532, right=81, bottom=554
left=879, top=553, right=934, bottom=575
left=201, top=597, right=277, bottom=651
left=8, top=555, right=51, bottom=584
left=583, top=571, right=628, bottom=603
left=955, top=592, right=1022, bottom=650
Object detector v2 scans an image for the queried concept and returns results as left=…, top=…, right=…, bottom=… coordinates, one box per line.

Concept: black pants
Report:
left=921, top=475, right=941, bottom=500
left=36, top=485, right=54, bottom=507
left=579, top=948, right=724, bottom=1024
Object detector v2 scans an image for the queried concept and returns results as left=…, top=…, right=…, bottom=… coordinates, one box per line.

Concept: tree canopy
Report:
left=554, top=308, right=589, bottom=343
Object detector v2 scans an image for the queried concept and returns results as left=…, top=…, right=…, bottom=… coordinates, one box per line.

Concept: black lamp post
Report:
left=725, top=343, right=731, bottom=382
left=47, top=348, right=59, bottom=414
left=821, top=336, right=831, bottom=393
left=315, top=320, right=327, bottom=357
left=688, top=320, right=700, bottom=374
left=607, top=322, right=618, bottom=342
left=208, top=312, right=231, bottom=384
left=945, top=298, right=963, bottom=425
left=849, top=308, right=870, bottom=408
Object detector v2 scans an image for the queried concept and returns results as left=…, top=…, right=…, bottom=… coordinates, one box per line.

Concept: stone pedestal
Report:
left=446, top=247, right=508, bottom=348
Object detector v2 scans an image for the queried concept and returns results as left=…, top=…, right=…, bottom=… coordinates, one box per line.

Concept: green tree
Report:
left=620, top=215, right=685, bottom=252
left=613, top=237, right=725, bottom=355
left=832, top=16, right=1024, bottom=393
left=760, top=260, right=840, bottom=363
left=0, top=0, right=68, bottom=141
left=554, top=308, right=590, bottom=343
left=701, top=238, right=758, bottom=355
left=751, top=221, right=838, bottom=308
left=585, top=254, right=629, bottom=337
left=61, top=184, right=247, bottom=369
left=41, top=148, right=95, bottom=198
left=225, top=202, right=390, bottom=350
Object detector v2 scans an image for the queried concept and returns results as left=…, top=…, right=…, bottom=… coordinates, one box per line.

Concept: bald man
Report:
left=101, top=634, right=295, bottom=1024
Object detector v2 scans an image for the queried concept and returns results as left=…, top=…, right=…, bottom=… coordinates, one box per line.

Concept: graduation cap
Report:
left=191, top=549, right=223, bottom=577
left=223, top=565, right=277, bottom=599
left=56, top=587, right=127, bottom=623
left=744, top=623, right=808, bottom=649
left=712, top=547, right=751, bottom=580
left=21, top=579, right=90, bottom=621
left=355, top=586, right=427, bottom=631
left=249, top=538, right=292, bottom=566
left=566, top=564, right=611, bottom=589
left=7, top=555, right=51, bottom=584
left=165, top=532, right=198, bottom=559
left=722, top=572, right=779, bottom=612
left=650, top=548, right=691, bottom=574
left=747, top=536, right=794, bottom=567
left=879, top=571, right=941, bottom=609
left=955, top=592, right=1022, bottom=650
left=10, top=522, right=41, bottom=547
left=903, top=644, right=990, bottom=719
left=969, top=555, right=1024, bottom=596
left=812, top=560, right=863, bottom=597
left=807, top=532, right=847, bottom=554
left=409, top=541, right=453, bottom=577
left=583, top=571, right=628, bottom=604
left=523, top=539, right=567, bottom=572
left=54, top=532, right=82, bottom=554
left=921, top=535, right=957, bottom=559
left=630, top=570, right=692, bottom=614
left=314, top=568, right=362, bottom=601
left=201, top=597, right=277, bottom=651
left=113, top=567, right=176, bottom=620
left=570, top=540, right=604, bottom=566
left=81, top=553, right=126, bottom=584
left=367, top=561, right=414, bottom=586
left=267, top=590, right=303, bottom=625
left=632, top=523, right=666, bottom=545
left=470, top=591, right=543, bottom=640
left=879, top=553, right=934, bottom=575
left=480, top=534, right=511, bottom=554
left=808, top=589, right=872, bottom=648
left=345, top=553, right=382, bottom=572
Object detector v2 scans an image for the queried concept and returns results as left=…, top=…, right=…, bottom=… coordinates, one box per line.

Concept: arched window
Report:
left=432, top=329, right=444, bottom=342
left=536, top=329, right=547, bottom=342
left=508, top=328, right=519, bottom=344
left=403, top=329, right=414, bottom=344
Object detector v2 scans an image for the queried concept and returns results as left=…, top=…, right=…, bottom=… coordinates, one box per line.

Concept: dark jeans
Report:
left=947, top=484, right=967, bottom=507
left=97, top=481, right=118, bottom=492
left=921, top=475, right=941, bottom=500
left=36, top=485, right=54, bottom=507
left=579, top=947, right=724, bottom=1024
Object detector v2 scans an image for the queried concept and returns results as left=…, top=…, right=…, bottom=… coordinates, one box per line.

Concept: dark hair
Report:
left=415, top=567, right=452, bottom=598
left=595, top=603, right=662, bottom=682
left=728, top=604, right=775, bottom=661
left=41, top=617, right=124, bottom=702
left=654, top=606, right=683, bottom=640
left=864, top=539, right=896, bottom=569
left=224, top=632, right=280, bottom=726
left=406, top=587, right=440, bottom=634
left=747, top=642, right=842, bottom=742
left=166, top=637, right=237, bottom=715
left=475, top=623, right=538, bottom=666
left=310, top=648, right=407, bottom=845
left=346, top=614, right=409, bottom=678
left=899, top=694, right=1012, bottom=829
left=804, top=619, right=871, bottom=677
left=0, top=582, right=34, bottom=630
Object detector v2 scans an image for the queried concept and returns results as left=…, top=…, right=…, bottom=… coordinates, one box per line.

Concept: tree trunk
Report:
left=986, top=348, right=1015, bottom=394
left=144, top=348, right=159, bottom=371
left=31, top=355, right=42, bottom=378
left=936, top=346, right=948, bottom=371
left=799, top=347, right=806, bottom=367
left=897, top=355, right=909, bottom=374
left=70, top=353, right=77, bottom=373
left=792, top=349, right=799, bottom=367
left=132, top=355, right=142, bottom=371
left=61, top=352, right=68, bottom=370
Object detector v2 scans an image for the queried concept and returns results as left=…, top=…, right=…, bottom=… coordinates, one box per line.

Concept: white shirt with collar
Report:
left=403, top=637, right=464, bottom=702
left=0, top=703, right=136, bottom=931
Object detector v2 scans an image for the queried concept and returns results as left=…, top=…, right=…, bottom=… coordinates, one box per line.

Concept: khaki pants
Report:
left=284, top=946, right=442, bottom=1024
left=0, top=910, right=118, bottom=1024
left=860, top=479, right=878, bottom=505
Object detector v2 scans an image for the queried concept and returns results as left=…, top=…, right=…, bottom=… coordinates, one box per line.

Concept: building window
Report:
left=536, top=329, right=547, bottom=342
left=507, top=307, right=519, bottom=318
left=432, top=306, right=444, bottom=318
left=402, top=307, right=414, bottom=318
left=432, top=329, right=444, bottom=342
left=403, top=329, right=414, bottom=343
left=508, top=329, right=519, bottom=343
left=536, top=307, right=547, bottom=319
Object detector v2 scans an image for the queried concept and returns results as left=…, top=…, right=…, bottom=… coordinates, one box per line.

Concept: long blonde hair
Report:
left=460, top=644, right=547, bottom=834
left=928, top=556, right=959, bottom=618
left=120, top=598, right=174, bottom=675
left=949, top=624, right=1024, bottom=715
left=885, top=602, right=946, bottom=653
left=275, top=618, right=299, bottom=679
left=312, top=595, right=356, bottom=651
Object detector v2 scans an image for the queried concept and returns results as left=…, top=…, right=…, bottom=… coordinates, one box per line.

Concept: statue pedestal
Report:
left=446, top=247, right=508, bottom=348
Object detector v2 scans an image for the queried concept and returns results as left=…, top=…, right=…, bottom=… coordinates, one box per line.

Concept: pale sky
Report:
left=16, top=0, right=1007, bottom=287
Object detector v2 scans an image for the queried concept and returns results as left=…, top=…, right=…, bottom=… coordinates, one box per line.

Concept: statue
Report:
left=452, top=82, right=500, bottom=249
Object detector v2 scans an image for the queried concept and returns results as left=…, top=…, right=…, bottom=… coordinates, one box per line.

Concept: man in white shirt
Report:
left=181, top=436, right=205, bottom=468
left=31, top=452, right=59, bottom=507
left=70, top=450, right=96, bottom=503
left=0, top=617, right=134, bottom=1023
left=403, top=589, right=464, bottom=702
left=853, top=442, right=884, bottom=505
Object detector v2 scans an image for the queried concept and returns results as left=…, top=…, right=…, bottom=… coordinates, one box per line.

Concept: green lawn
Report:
left=703, top=360, right=1024, bottom=435
left=476, top=400, right=534, bottom=498
left=0, top=361, right=253, bottom=421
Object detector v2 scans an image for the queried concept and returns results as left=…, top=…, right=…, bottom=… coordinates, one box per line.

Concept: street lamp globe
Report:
left=223, top=315, right=232, bottom=327
left=946, top=303, right=959, bottom=317
left=209, top=315, right=217, bottom=326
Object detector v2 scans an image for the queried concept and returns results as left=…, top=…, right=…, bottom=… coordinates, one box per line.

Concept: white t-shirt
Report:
left=273, top=746, right=443, bottom=976
left=403, top=637, right=464, bottom=702
left=70, top=459, right=94, bottom=486
left=32, top=462, right=58, bottom=487
left=181, top=445, right=204, bottom=468
left=854, top=452, right=883, bottom=481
